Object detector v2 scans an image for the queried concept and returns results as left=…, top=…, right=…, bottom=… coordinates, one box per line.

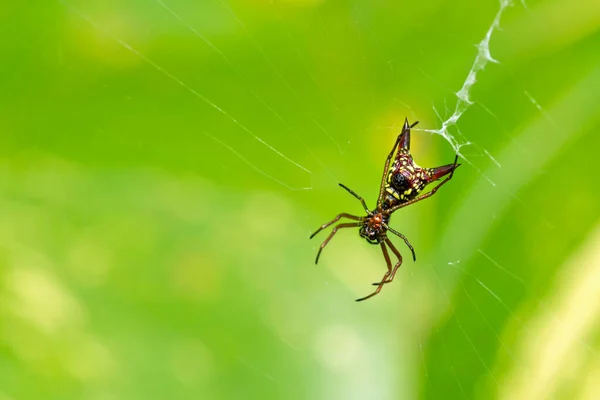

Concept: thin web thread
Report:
left=154, top=0, right=340, bottom=184
left=429, top=263, right=501, bottom=392
left=60, top=0, right=313, bottom=191
left=217, top=0, right=346, bottom=155
left=424, top=0, right=513, bottom=155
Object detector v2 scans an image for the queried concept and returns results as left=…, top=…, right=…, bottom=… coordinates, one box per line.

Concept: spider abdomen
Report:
left=382, top=156, right=432, bottom=209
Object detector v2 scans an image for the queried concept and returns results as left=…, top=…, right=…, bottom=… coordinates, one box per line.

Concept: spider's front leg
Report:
left=309, top=213, right=363, bottom=239
left=310, top=213, right=364, bottom=264
left=356, top=241, right=394, bottom=302
left=313, top=222, right=361, bottom=264
left=371, top=238, right=404, bottom=286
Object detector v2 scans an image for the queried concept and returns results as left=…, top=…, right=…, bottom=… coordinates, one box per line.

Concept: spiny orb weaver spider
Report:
left=310, top=118, right=460, bottom=301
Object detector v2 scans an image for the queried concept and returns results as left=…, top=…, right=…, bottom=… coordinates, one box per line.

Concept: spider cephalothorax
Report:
left=359, top=212, right=389, bottom=244
left=310, top=118, right=460, bottom=301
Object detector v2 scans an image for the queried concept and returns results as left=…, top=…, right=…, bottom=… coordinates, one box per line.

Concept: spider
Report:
left=310, top=118, right=460, bottom=301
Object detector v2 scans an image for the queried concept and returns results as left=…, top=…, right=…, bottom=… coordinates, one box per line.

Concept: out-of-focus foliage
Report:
left=1, top=0, right=599, bottom=399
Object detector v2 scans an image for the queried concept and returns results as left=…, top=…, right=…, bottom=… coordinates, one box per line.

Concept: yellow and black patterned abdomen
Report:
left=382, top=152, right=432, bottom=210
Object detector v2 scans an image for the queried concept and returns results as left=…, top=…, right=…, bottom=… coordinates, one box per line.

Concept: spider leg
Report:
left=383, top=223, right=416, bottom=261
left=356, top=241, right=393, bottom=302
left=372, top=238, right=404, bottom=285
left=310, top=213, right=363, bottom=240
left=369, top=240, right=393, bottom=285
left=314, top=222, right=361, bottom=264
left=338, top=183, right=371, bottom=214
left=385, top=154, right=460, bottom=214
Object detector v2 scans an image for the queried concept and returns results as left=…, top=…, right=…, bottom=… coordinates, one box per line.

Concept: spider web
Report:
left=2, top=0, right=600, bottom=399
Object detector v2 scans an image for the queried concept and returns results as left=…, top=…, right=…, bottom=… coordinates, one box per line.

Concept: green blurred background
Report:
left=1, top=0, right=600, bottom=399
